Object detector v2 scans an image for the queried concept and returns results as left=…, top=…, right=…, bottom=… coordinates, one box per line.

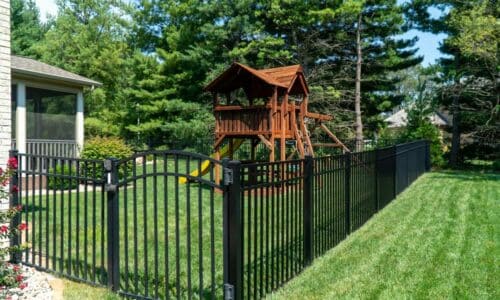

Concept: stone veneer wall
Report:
left=0, top=0, right=10, bottom=167
left=0, top=0, right=11, bottom=230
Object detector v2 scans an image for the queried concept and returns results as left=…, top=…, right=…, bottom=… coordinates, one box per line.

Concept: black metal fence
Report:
left=9, top=140, right=430, bottom=299
left=223, top=140, right=429, bottom=299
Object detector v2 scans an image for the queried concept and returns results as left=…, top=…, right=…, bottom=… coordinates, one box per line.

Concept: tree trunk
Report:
left=449, top=94, right=461, bottom=167
left=354, top=13, right=364, bottom=151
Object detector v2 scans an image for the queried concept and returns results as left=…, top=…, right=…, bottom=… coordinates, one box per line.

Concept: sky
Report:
left=34, top=0, right=446, bottom=66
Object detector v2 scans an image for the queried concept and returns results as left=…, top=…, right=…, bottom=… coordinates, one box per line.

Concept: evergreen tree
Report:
left=33, top=0, right=134, bottom=125
left=407, top=0, right=499, bottom=165
left=11, top=0, right=47, bottom=57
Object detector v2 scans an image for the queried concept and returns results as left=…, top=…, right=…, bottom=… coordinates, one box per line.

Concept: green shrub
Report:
left=47, top=165, right=78, bottom=190
left=81, top=137, right=134, bottom=179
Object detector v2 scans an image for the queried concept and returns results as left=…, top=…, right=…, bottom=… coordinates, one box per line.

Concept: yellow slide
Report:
left=179, top=139, right=244, bottom=184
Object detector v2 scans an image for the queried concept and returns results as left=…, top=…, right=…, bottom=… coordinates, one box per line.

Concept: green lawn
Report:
left=269, top=170, right=500, bottom=299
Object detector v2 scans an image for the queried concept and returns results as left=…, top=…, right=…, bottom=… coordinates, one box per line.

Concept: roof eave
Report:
left=12, top=68, right=102, bottom=88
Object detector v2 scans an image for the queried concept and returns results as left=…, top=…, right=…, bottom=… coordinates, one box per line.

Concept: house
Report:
left=385, top=108, right=449, bottom=129
left=10, top=55, right=101, bottom=157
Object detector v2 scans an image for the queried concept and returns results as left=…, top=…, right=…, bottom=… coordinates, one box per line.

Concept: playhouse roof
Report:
left=205, top=62, right=309, bottom=98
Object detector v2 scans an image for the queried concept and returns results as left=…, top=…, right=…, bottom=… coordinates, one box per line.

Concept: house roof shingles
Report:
left=11, top=55, right=102, bottom=87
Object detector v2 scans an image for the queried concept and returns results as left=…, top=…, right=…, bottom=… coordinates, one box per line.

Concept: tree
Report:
left=126, top=0, right=422, bottom=149
left=117, top=51, right=214, bottom=152
left=10, top=0, right=47, bottom=57
left=407, top=0, right=499, bottom=165
left=33, top=0, right=134, bottom=125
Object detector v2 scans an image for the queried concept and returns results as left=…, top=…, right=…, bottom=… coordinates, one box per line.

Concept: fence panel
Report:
left=16, top=153, right=108, bottom=286
left=115, top=151, right=224, bottom=299
left=350, top=151, right=377, bottom=232
left=395, top=141, right=427, bottom=194
left=312, top=155, right=347, bottom=258
left=239, top=160, right=305, bottom=299
left=376, top=146, right=397, bottom=209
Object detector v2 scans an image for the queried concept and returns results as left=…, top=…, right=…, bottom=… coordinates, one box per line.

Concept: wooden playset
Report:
left=205, top=62, right=349, bottom=162
left=179, top=62, right=351, bottom=184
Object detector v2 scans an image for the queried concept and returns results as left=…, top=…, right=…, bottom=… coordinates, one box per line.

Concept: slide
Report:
left=179, top=139, right=244, bottom=184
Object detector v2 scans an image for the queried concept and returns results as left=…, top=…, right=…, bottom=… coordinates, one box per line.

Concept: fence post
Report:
left=9, top=149, right=21, bottom=263
left=303, top=155, right=313, bottom=265
left=345, top=153, right=351, bottom=234
left=425, top=140, right=431, bottom=171
left=374, top=149, right=379, bottom=212
left=392, top=145, right=397, bottom=198
left=223, top=159, right=242, bottom=300
left=104, top=158, right=120, bottom=292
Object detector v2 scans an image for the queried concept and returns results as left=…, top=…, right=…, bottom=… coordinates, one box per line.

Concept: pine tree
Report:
left=11, top=0, right=47, bottom=57
left=33, top=0, right=133, bottom=121
left=407, top=0, right=499, bottom=165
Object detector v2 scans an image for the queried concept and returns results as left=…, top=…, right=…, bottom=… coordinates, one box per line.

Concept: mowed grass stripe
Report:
left=269, top=171, right=500, bottom=299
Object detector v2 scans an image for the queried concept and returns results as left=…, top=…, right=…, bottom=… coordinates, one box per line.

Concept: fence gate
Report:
left=12, top=150, right=227, bottom=300
left=110, top=151, right=225, bottom=299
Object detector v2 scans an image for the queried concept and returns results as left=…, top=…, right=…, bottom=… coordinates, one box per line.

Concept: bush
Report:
left=401, top=122, right=446, bottom=167
left=81, top=137, right=134, bottom=179
left=0, top=157, right=29, bottom=297
left=47, top=165, right=78, bottom=190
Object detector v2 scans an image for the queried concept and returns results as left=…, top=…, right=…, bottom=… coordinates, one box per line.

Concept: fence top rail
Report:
left=240, top=158, right=304, bottom=169
left=118, top=149, right=222, bottom=166
left=15, top=151, right=103, bottom=164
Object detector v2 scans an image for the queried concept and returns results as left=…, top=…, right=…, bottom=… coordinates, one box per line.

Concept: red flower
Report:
left=13, top=265, right=20, bottom=272
left=19, top=282, right=27, bottom=290
left=11, top=185, right=18, bottom=193
left=0, top=167, right=3, bottom=175
left=16, top=274, right=23, bottom=282
left=0, top=225, right=8, bottom=233
left=16, top=204, right=23, bottom=211
left=18, top=223, right=27, bottom=231
left=7, top=157, right=18, bottom=169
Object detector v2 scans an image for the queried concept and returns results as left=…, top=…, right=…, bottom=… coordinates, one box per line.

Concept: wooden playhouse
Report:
left=205, top=62, right=349, bottom=163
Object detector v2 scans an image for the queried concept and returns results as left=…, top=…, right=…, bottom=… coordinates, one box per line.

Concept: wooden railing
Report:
left=12, top=139, right=79, bottom=158
left=214, top=105, right=294, bottom=136
left=215, top=106, right=272, bottom=135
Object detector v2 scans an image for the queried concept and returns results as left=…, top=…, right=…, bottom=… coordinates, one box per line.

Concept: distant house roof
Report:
left=11, top=55, right=102, bottom=87
left=385, top=109, right=449, bottom=128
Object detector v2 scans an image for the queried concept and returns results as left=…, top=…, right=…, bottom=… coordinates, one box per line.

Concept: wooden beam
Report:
left=213, top=135, right=226, bottom=149
left=312, top=143, right=342, bottom=147
left=319, top=123, right=350, bottom=152
left=305, top=112, right=333, bottom=121
left=257, top=134, right=272, bottom=149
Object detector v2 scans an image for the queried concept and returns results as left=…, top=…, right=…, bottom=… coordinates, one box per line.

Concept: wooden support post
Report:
left=215, top=145, right=221, bottom=185
left=280, top=93, right=288, bottom=161
left=290, top=97, right=305, bottom=158
left=299, top=95, right=314, bottom=157
left=250, top=139, right=257, bottom=161
left=270, top=87, right=277, bottom=163
left=229, top=138, right=234, bottom=160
